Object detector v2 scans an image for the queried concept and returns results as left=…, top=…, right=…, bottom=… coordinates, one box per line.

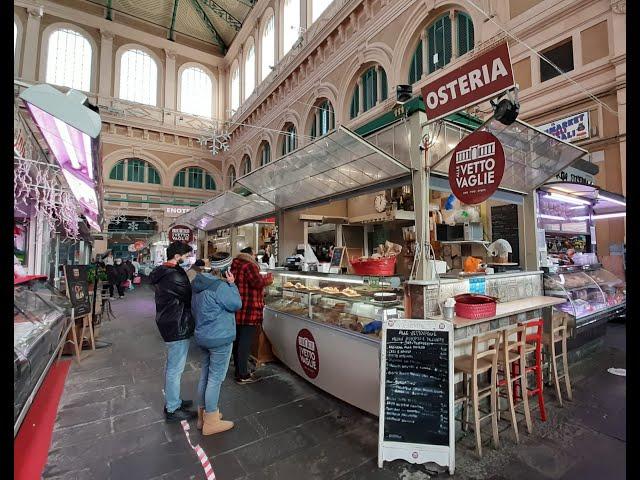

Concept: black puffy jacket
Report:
left=149, top=263, right=194, bottom=342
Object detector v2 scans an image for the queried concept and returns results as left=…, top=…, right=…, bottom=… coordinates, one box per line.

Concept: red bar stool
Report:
left=513, top=319, right=547, bottom=422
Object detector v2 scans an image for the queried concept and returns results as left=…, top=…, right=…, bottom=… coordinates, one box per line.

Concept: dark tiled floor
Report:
left=44, top=286, right=626, bottom=479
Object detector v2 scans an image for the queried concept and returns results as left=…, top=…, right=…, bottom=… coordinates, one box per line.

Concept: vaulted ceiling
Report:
left=86, top=0, right=256, bottom=51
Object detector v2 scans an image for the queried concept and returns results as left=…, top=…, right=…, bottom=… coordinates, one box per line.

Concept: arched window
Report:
left=241, top=155, right=252, bottom=176
left=174, top=167, right=216, bottom=190
left=180, top=66, right=213, bottom=118
left=428, top=14, right=452, bottom=74
left=312, top=0, right=332, bottom=22
left=457, top=12, right=474, bottom=57
left=350, top=66, right=388, bottom=119
left=119, top=48, right=158, bottom=106
left=261, top=15, right=275, bottom=81
left=108, top=159, right=161, bottom=184
left=408, top=41, right=423, bottom=84
left=227, top=166, right=236, bottom=189
left=230, top=65, right=240, bottom=113
left=244, top=44, right=256, bottom=99
left=45, top=28, right=92, bottom=91
left=310, top=99, right=335, bottom=138
left=281, top=124, right=297, bottom=156
left=259, top=141, right=271, bottom=166
left=283, top=0, right=300, bottom=56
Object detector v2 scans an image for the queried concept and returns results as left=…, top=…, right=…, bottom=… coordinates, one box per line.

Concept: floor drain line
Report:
left=181, top=420, right=216, bottom=480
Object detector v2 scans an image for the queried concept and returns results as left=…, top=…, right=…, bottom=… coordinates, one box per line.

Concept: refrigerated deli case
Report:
left=14, top=279, right=72, bottom=434
left=543, top=264, right=625, bottom=334
left=262, top=270, right=404, bottom=415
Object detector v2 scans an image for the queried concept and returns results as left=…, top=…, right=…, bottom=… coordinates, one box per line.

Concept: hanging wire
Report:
left=463, top=0, right=619, bottom=117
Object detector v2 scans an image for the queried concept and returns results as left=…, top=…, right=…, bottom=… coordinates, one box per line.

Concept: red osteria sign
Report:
left=296, top=329, right=319, bottom=378
left=168, top=225, right=194, bottom=243
left=449, top=131, right=505, bottom=205
left=421, top=41, right=515, bottom=123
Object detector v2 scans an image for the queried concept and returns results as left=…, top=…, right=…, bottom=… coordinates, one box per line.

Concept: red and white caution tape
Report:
left=181, top=420, right=216, bottom=480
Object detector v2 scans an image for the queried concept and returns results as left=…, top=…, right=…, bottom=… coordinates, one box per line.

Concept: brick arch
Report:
left=301, top=84, right=339, bottom=145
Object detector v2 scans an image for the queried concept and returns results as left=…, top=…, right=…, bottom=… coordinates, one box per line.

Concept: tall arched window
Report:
left=244, top=44, right=256, bottom=99
left=45, top=28, right=92, bottom=91
left=259, top=141, right=271, bottom=166
left=350, top=67, right=388, bottom=119
left=408, top=41, right=423, bottom=84
left=241, top=155, right=252, bottom=176
left=283, top=0, right=300, bottom=56
left=109, top=159, right=161, bottom=184
left=261, top=15, right=275, bottom=81
left=310, top=100, right=335, bottom=138
left=281, top=124, right=297, bottom=156
left=227, top=165, right=236, bottom=189
left=180, top=66, right=213, bottom=118
left=457, top=12, right=474, bottom=57
left=119, top=48, right=158, bottom=106
left=312, top=0, right=332, bottom=22
left=174, top=167, right=216, bottom=190
left=230, top=65, right=240, bottom=113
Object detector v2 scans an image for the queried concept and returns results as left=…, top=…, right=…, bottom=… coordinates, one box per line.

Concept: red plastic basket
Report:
left=454, top=294, right=498, bottom=319
left=349, top=256, right=397, bottom=276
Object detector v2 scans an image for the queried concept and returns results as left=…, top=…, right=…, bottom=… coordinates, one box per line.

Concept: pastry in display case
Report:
left=265, top=271, right=403, bottom=340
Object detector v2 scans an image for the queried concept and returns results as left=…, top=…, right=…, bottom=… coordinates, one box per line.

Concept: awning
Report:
left=431, top=117, right=588, bottom=194
left=173, top=191, right=275, bottom=231
left=235, top=126, right=411, bottom=210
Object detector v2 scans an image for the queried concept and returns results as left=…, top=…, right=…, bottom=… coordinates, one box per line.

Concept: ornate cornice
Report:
left=611, top=0, right=626, bottom=14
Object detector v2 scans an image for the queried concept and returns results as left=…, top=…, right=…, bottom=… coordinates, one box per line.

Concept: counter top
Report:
left=427, top=296, right=566, bottom=328
left=407, top=270, right=542, bottom=285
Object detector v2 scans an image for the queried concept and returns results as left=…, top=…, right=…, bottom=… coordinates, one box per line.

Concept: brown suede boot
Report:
left=198, top=407, right=223, bottom=429
left=202, top=410, right=234, bottom=435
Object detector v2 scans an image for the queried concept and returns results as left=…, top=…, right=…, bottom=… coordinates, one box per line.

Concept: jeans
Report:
left=197, top=343, right=233, bottom=413
left=164, top=339, right=191, bottom=413
left=232, top=325, right=258, bottom=379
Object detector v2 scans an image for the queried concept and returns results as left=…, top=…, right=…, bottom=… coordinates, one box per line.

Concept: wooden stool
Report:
left=513, top=319, right=547, bottom=422
left=543, top=315, right=573, bottom=406
left=496, top=325, right=533, bottom=443
left=455, top=331, right=501, bottom=458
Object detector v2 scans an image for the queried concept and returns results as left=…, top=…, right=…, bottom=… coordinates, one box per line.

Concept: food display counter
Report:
left=14, top=278, right=72, bottom=435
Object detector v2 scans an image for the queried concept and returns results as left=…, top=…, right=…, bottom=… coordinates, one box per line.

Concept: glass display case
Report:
left=265, top=270, right=404, bottom=340
left=543, top=265, right=625, bottom=331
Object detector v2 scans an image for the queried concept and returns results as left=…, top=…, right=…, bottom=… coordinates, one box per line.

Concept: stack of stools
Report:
left=543, top=314, right=573, bottom=405
left=454, top=331, right=501, bottom=458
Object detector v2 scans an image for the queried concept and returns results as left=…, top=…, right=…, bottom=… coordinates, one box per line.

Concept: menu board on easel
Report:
left=63, top=265, right=91, bottom=317
left=378, top=319, right=454, bottom=474
left=329, top=247, right=345, bottom=274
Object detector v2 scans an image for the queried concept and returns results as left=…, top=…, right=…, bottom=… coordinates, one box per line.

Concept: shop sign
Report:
left=296, top=329, right=319, bottom=378
left=168, top=225, right=194, bottom=243
left=550, top=166, right=594, bottom=186
left=421, top=41, right=514, bottom=123
left=449, top=131, right=505, bottom=205
left=165, top=206, right=192, bottom=216
left=538, top=112, right=590, bottom=143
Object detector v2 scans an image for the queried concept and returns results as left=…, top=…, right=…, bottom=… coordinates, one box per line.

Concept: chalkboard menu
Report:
left=378, top=319, right=454, bottom=472
left=491, top=204, right=520, bottom=263
left=63, top=265, right=91, bottom=317
left=330, top=247, right=344, bottom=267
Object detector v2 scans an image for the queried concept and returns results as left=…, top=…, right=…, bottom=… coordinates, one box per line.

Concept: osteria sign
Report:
left=421, top=41, right=515, bottom=123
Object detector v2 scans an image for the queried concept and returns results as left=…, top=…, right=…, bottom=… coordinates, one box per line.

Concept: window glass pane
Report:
left=350, top=86, right=359, bottom=119
left=457, top=13, right=474, bottom=56
left=312, top=0, right=332, bottom=22
left=283, top=0, right=300, bottom=55
left=147, top=165, right=161, bottom=184
left=261, top=16, right=275, bottom=81
left=261, top=143, right=271, bottom=166
left=381, top=69, right=388, bottom=100
left=428, top=15, right=452, bottom=73
left=362, top=68, right=377, bottom=111
left=540, top=40, right=574, bottom=82
left=205, top=174, right=216, bottom=190
left=109, top=161, right=124, bottom=180
left=231, top=67, right=240, bottom=112
left=174, top=170, right=185, bottom=187
left=241, top=155, right=251, bottom=175
left=227, top=166, right=236, bottom=189
left=188, top=167, right=203, bottom=189
left=119, top=49, right=158, bottom=106
left=409, top=41, right=423, bottom=83
left=282, top=125, right=297, bottom=155
left=127, top=159, right=145, bottom=182
left=46, top=28, right=92, bottom=91
left=245, top=45, right=255, bottom=98
left=180, top=66, right=212, bottom=118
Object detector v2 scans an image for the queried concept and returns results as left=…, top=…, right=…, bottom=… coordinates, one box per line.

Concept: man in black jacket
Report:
left=149, top=242, right=197, bottom=422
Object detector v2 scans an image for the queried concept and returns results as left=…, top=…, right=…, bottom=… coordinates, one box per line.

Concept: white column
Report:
left=254, top=23, right=261, bottom=84
left=22, top=8, right=42, bottom=81
left=376, top=65, right=383, bottom=105
left=420, top=31, right=428, bottom=79
left=215, top=66, right=226, bottom=121
left=450, top=10, right=458, bottom=60
left=238, top=49, right=244, bottom=103
left=275, top=1, right=282, bottom=60
left=98, top=30, right=114, bottom=101
left=164, top=49, right=177, bottom=110
left=300, top=0, right=308, bottom=33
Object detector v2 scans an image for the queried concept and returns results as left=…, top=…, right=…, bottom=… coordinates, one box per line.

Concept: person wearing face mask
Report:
left=149, top=241, right=197, bottom=422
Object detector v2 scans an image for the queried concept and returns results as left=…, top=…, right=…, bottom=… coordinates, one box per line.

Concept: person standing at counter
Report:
left=149, top=241, right=197, bottom=422
left=230, top=246, right=273, bottom=384
left=191, top=253, right=240, bottom=435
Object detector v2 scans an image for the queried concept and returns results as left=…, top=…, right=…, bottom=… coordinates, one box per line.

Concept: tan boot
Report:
left=197, top=406, right=205, bottom=430
left=202, top=410, right=234, bottom=436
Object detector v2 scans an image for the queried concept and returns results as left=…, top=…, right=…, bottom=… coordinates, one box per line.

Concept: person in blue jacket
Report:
left=191, top=252, right=241, bottom=435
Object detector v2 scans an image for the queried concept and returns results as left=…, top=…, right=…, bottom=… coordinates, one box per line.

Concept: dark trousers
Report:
left=232, top=325, right=258, bottom=379
left=108, top=283, right=124, bottom=297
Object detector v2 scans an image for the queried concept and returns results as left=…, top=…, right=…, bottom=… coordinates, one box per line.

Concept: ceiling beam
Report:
left=200, top=0, right=242, bottom=31
left=106, top=0, right=113, bottom=20
left=168, top=0, right=180, bottom=41
left=190, top=0, right=227, bottom=50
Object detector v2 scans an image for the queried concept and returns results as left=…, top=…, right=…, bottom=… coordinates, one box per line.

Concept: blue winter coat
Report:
left=192, top=273, right=242, bottom=349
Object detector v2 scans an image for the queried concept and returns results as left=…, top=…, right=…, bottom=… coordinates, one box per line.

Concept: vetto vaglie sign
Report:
left=168, top=225, right=194, bottom=243
left=421, top=41, right=515, bottom=123
left=538, top=112, right=590, bottom=143
left=449, top=131, right=505, bottom=205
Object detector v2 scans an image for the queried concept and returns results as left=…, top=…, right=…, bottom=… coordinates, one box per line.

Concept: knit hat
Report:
left=210, top=252, right=232, bottom=271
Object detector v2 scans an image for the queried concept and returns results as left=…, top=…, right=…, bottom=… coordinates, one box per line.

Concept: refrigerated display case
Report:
left=543, top=265, right=625, bottom=334
left=14, top=279, right=72, bottom=435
